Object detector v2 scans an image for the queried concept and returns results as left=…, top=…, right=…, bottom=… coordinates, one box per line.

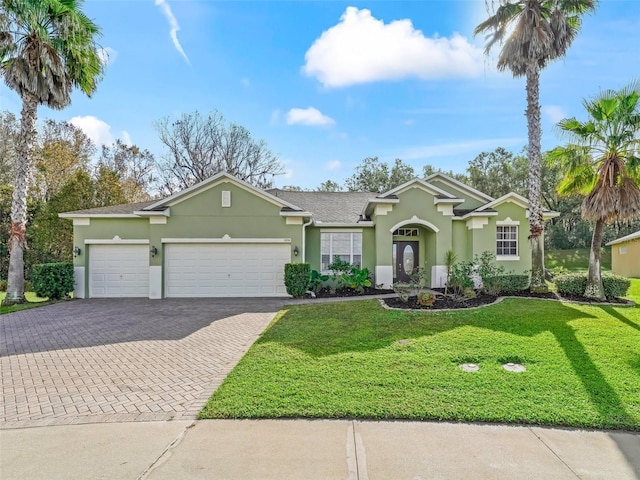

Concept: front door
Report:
left=393, top=241, right=419, bottom=282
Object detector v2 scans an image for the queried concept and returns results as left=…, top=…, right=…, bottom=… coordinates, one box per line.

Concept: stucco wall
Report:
left=611, top=239, right=640, bottom=278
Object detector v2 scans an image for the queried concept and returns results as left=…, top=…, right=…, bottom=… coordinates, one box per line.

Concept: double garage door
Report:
left=89, top=243, right=289, bottom=298
left=164, top=243, right=289, bottom=297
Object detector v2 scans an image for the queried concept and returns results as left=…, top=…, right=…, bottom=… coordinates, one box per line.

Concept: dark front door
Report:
left=393, top=241, right=419, bottom=282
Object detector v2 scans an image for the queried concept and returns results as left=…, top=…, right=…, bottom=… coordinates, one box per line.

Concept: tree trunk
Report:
left=2, top=93, right=38, bottom=306
left=525, top=63, right=547, bottom=293
left=585, top=218, right=605, bottom=300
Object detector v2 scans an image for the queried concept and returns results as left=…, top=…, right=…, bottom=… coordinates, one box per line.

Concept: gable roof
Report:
left=59, top=201, right=156, bottom=217
left=268, top=189, right=374, bottom=224
left=424, top=173, right=495, bottom=202
left=380, top=177, right=458, bottom=199
left=606, top=230, right=640, bottom=246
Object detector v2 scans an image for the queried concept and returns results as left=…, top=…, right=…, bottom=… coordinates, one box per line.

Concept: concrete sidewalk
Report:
left=1, top=420, right=638, bottom=480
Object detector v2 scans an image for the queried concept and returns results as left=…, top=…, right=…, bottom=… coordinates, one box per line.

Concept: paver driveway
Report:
left=0, top=298, right=285, bottom=429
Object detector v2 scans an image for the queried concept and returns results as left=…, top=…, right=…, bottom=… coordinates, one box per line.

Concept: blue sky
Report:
left=1, top=0, right=639, bottom=189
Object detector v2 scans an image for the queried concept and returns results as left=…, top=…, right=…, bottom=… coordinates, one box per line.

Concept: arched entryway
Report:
left=390, top=218, right=438, bottom=283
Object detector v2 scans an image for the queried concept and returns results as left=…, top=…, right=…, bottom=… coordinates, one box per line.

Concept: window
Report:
left=620, top=246, right=627, bottom=255
left=321, top=232, right=362, bottom=271
left=496, top=225, right=518, bottom=256
left=393, top=228, right=419, bottom=237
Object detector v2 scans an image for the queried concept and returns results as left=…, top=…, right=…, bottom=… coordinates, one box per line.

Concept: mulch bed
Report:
left=312, top=287, right=394, bottom=298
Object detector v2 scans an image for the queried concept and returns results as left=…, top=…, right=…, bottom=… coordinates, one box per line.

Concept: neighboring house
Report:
left=606, top=231, right=640, bottom=278
left=59, top=172, right=559, bottom=298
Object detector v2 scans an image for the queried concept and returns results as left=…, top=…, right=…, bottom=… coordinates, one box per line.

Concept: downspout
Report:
left=302, top=216, right=313, bottom=262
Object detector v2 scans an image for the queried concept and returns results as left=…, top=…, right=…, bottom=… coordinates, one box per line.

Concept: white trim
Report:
left=455, top=211, right=499, bottom=220
left=606, top=230, right=640, bottom=246
left=466, top=217, right=489, bottom=230
left=390, top=216, right=440, bottom=233
left=73, top=266, right=85, bottom=299
left=477, top=192, right=529, bottom=211
left=149, top=216, right=167, bottom=225
left=496, top=255, right=520, bottom=261
left=381, top=177, right=457, bottom=199
left=85, top=237, right=149, bottom=245
left=375, top=204, right=394, bottom=216
left=133, top=210, right=170, bottom=217
left=149, top=266, right=162, bottom=299
left=436, top=204, right=454, bottom=216
left=431, top=265, right=447, bottom=288
left=496, top=217, right=520, bottom=226
left=222, top=190, right=231, bottom=207
left=60, top=213, right=139, bottom=219
left=72, top=218, right=90, bottom=226
left=319, top=228, right=363, bottom=233
left=286, top=217, right=303, bottom=225
left=424, top=173, right=494, bottom=202
left=375, top=265, right=393, bottom=289
left=314, top=222, right=374, bottom=227
left=369, top=198, right=400, bottom=204
left=161, top=236, right=291, bottom=244
left=320, top=231, right=363, bottom=272
left=433, top=198, right=465, bottom=204
left=144, top=172, right=302, bottom=211
left=280, top=210, right=313, bottom=217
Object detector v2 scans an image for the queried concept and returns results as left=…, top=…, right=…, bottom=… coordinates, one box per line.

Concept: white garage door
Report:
left=89, top=245, right=149, bottom=298
left=165, top=243, right=290, bottom=297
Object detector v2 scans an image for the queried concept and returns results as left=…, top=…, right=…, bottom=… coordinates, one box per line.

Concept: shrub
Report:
left=602, top=274, right=631, bottom=298
left=308, top=270, right=329, bottom=293
left=417, top=292, right=436, bottom=307
left=554, top=273, right=630, bottom=299
left=447, top=260, right=474, bottom=295
left=31, top=262, right=74, bottom=300
left=393, top=282, right=419, bottom=303
left=554, top=273, right=588, bottom=297
left=483, top=274, right=530, bottom=296
left=284, top=263, right=310, bottom=298
left=341, top=265, right=372, bottom=293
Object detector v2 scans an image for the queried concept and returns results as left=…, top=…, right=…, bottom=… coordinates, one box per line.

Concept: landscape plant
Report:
left=31, top=262, right=73, bottom=300
left=284, top=263, right=310, bottom=298
left=341, top=265, right=372, bottom=293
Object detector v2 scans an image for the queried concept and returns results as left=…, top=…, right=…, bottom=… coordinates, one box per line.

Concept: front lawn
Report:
left=200, top=279, right=640, bottom=430
left=0, top=292, right=50, bottom=315
left=545, top=247, right=611, bottom=271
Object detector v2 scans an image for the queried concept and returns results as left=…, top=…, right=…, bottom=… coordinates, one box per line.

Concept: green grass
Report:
left=200, top=279, right=640, bottom=430
left=0, top=292, right=50, bottom=315
left=545, top=248, right=611, bottom=271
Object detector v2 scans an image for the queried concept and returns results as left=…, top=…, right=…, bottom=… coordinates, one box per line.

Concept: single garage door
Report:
left=165, top=243, right=290, bottom=297
left=89, top=244, right=149, bottom=298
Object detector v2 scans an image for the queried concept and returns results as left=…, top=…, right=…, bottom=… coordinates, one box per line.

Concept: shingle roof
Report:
left=268, top=189, right=374, bottom=224
left=63, top=201, right=156, bottom=215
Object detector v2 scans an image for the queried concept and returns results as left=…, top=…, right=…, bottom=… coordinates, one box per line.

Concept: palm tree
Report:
left=0, top=0, right=104, bottom=305
left=475, top=0, right=597, bottom=293
left=550, top=82, right=640, bottom=300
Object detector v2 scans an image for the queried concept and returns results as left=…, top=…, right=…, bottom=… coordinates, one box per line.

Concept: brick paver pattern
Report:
left=1, top=298, right=282, bottom=429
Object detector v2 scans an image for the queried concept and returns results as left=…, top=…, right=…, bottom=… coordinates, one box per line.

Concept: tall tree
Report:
left=0, top=110, right=19, bottom=186
left=99, top=139, right=155, bottom=202
left=0, top=0, right=104, bottom=305
left=316, top=179, right=343, bottom=192
left=475, top=0, right=597, bottom=292
left=346, top=157, right=414, bottom=193
left=550, top=82, right=640, bottom=299
left=422, top=164, right=468, bottom=183
left=155, top=110, right=283, bottom=194
left=466, top=147, right=529, bottom=198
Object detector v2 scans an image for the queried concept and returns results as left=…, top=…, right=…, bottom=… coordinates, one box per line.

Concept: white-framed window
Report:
left=620, top=246, right=627, bottom=255
left=321, top=232, right=362, bottom=271
left=393, top=228, right=419, bottom=237
left=496, top=225, right=518, bottom=257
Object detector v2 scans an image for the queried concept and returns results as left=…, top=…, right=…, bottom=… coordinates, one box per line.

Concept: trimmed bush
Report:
left=602, top=274, right=631, bottom=298
left=284, top=263, right=310, bottom=298
left=555, top=272, right=631, bottom=299
left=31, top=262, right=74, bottom=300
left=554, top=273, right=588, bottom=297
left=483, top=274, right=530, bottom=296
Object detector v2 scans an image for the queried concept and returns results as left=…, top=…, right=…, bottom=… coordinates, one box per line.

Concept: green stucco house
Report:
left=59, top=172, right=558, bottom=298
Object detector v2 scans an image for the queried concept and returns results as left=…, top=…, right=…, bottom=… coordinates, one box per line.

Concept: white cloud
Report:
left=155, top=0, right=190, bottom=64
left=70, top=115, right=114, bottom=147
left=121, top=131, right=132, bottom=146
left=303, top=7, right=484, bottom=88
left=325, top=160, right=342, bottom=170
left=542, top=105, right=568, bottom=124
left=97, top=47, right=117, bottom=66
left=286, top=107, right=335, bottom=126
left=400, top=137, right=526, bottom=160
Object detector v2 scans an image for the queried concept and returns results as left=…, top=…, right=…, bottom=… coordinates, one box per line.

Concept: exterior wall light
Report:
left=73, top=246, right=81, bottom=257
left=293, top=246, right=299, bottom=257
left=150, top=246, right=158, bottom=257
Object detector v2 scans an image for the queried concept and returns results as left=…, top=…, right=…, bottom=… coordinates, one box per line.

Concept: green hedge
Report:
left=554, top=272, right=631, bottom=299
left=31, top=262, right=74, bottom=300
left=284, top=263, right=310, bottom=298
left=483, top=274, right=530, bottom=296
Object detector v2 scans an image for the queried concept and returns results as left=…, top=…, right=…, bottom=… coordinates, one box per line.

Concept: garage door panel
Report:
left=165, top=243, right=290, bottom=297
left=89, top=245, right=149, bottom=298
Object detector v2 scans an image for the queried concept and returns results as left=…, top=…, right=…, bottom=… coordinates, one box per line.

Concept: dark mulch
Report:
left=312, top=286, right=394, bottom=299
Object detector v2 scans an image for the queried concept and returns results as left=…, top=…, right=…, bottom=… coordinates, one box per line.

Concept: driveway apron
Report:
left=0, top=298, right=284, bottom=429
